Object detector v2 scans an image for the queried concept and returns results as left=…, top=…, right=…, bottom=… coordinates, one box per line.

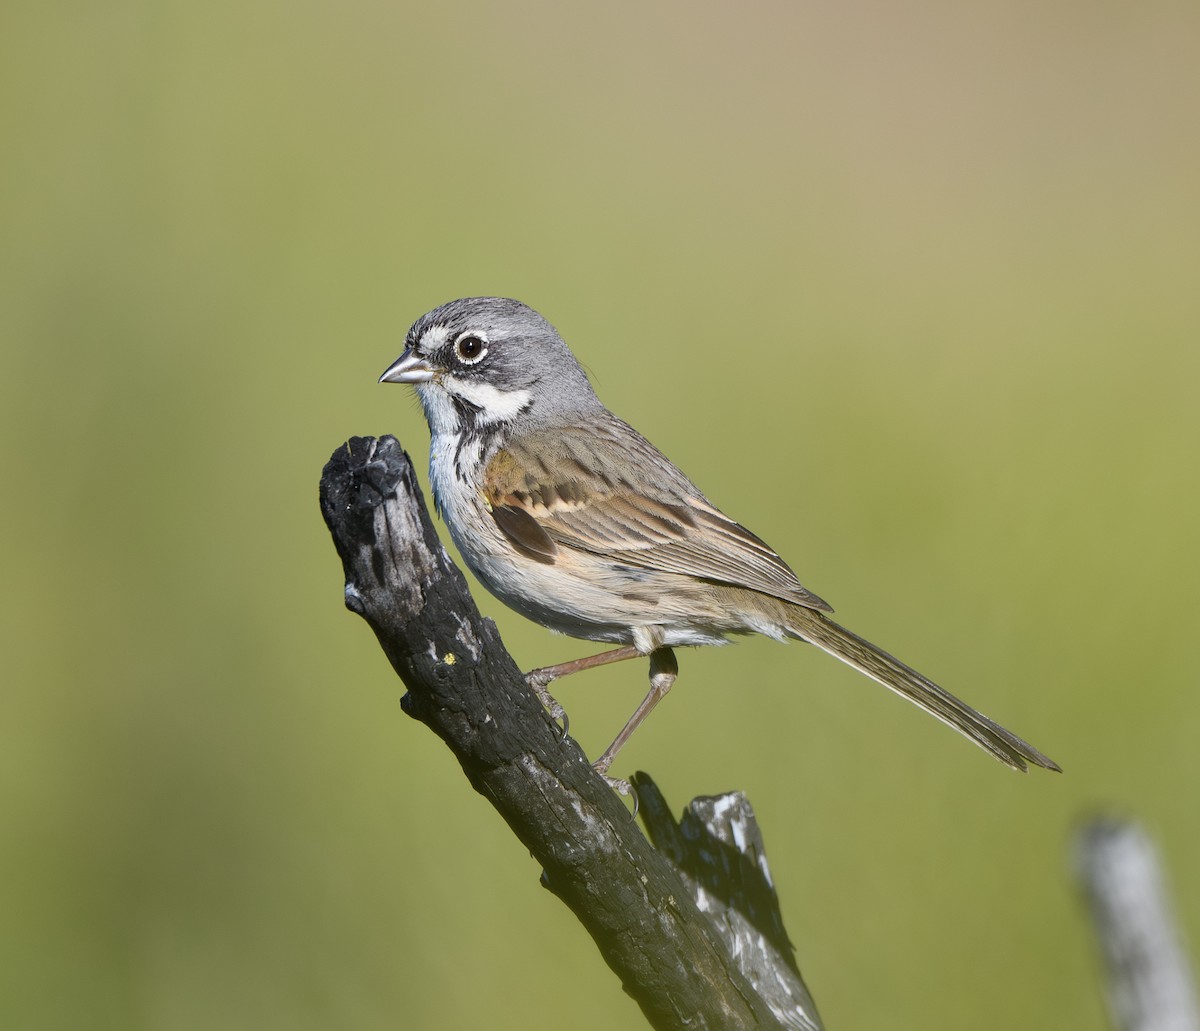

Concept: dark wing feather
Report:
left=490, top=505, right=557, bottom=563
left=483, top=420, right=832, bottom=612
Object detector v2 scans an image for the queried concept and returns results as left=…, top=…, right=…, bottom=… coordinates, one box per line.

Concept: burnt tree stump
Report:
left=319, top=435, right=820, bottom=1031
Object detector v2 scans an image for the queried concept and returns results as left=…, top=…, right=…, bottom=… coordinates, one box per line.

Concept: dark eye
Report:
left=454, top=332, right=488, bottom=365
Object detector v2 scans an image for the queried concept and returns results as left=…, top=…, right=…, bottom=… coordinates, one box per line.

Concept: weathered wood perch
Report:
left=1076, top=819, right=1200, bottom=1031
left=319, top=435, right=821, bottom=1031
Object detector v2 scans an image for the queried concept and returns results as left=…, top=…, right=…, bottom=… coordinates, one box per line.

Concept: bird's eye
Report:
left=454, top=332, right=488, bottom=365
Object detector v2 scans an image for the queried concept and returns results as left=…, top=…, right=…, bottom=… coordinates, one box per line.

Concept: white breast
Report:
left=427, top=433, right=482, bottom=528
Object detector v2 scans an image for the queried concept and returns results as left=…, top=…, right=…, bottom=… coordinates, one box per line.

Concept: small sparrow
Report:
left=380, top=297, right=1059, bottom=781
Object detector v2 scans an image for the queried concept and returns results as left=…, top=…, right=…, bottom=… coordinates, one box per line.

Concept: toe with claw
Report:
left=525, top=669, right=569, bottom=740
left=593, top=764, right=639, bottom=816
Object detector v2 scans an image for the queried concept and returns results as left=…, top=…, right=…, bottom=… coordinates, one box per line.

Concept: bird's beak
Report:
left=378, top=348, right=434, bottom=384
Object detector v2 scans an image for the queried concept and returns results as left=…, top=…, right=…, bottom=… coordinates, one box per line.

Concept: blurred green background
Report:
left=3, top=1, right=1198, bottom=1027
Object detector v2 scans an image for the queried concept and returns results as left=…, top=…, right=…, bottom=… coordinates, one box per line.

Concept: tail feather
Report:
left=786, top=609, right=1060, bottom=772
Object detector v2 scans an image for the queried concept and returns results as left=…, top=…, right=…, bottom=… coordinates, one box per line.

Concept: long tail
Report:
left=785, top=608, right=1060, bottom=772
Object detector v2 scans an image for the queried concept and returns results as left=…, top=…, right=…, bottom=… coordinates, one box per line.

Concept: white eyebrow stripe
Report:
left=418, top=325, right=450, bottom=351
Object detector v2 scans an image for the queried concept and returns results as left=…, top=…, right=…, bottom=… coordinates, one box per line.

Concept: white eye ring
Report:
left=453, top=331, right=489, bottom=365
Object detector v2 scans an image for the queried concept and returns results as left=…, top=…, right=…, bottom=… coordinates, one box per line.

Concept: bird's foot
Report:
left=591, top=759, right=639, bottom=816
left=524, top=669, right=569, bottom=740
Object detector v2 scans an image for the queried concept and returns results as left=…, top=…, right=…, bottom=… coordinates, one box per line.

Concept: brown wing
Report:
left=483, top=420, right=832, bottom=612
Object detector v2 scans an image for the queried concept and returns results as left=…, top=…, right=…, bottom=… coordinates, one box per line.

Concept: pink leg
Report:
left=527, top=645, right=643, bottom=685
left=593, top=647, right=678, bottom=776
left=525, top=645, right=643, bottom=733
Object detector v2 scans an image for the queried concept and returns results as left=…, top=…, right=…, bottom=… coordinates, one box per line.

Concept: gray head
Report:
left=379, top=297, right=602, bottom=437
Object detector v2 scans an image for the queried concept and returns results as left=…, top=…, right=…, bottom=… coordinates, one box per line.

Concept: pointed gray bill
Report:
left=379, top=349, right=434, bottom=384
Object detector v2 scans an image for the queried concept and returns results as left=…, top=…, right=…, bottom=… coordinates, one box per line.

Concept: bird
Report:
left=379, top=297, right=1059, bottom=785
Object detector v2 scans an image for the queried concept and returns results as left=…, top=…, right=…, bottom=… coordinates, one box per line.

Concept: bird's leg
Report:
left=526, top=644, right=643, bottom=685
left=592, top=647, right=678, bottom=778
left=525, top=645, right=642, bottom=737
